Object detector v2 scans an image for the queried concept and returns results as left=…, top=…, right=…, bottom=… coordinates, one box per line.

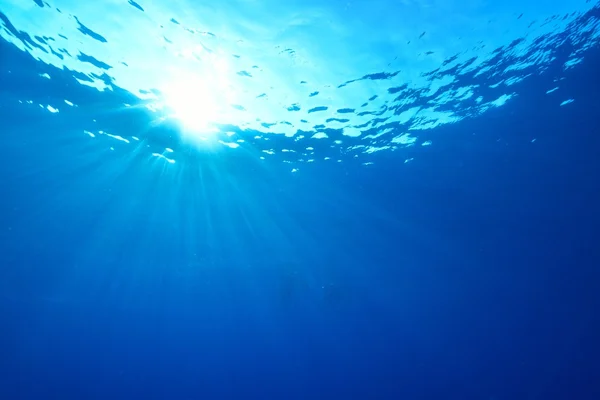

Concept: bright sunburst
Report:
left=159, top=53, right=237, bottom=143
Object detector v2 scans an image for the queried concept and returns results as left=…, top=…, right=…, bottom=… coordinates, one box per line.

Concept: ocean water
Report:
left=1, top=1, right=600, bottom=399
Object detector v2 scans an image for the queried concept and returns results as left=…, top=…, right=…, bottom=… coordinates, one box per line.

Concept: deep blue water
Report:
left=1, top=1, right=600, bottom=399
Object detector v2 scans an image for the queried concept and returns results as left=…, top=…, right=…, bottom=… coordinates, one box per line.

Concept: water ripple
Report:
left=1, top=0, right=599, bottom=167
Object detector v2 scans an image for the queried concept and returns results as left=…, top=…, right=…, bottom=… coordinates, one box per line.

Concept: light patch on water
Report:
left=564, top=57, right=584, bottom=69
left=363, top=146, right=391, bottom=154
left=490, top=94, right=515, bottom=108
left=392, top=133, right=417, bottom=146
left=364, top=127, right=394, bottom=140
left=103, top=133, right=130, bottom=144
left=560, top=99, right=575, bottom=106
left=152, top=153, right=176, bottom=164
left=343, top=127, right=362, bottom=138
left=219, top=141, right=240, bottom=149
left=505, top=74, right=532, bottom=86
left=546, top=87, right=559, bottom=94
left=46, top=105, right=59, bottom=113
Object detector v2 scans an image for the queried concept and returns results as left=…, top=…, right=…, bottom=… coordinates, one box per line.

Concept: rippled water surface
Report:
left=2, top=0, right=599, bottom=167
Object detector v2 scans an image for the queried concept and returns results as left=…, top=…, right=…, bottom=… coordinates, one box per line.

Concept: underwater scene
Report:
left=1, top=0, right=600, bottom=399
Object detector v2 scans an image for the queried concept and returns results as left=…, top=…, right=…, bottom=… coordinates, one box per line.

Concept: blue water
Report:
left=1, top=1, right=600, bottom=399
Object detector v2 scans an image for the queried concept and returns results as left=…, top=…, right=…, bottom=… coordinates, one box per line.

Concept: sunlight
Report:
left=162, top=76, right=219, bottom=133
left=160, top=54, right=237, bottom=143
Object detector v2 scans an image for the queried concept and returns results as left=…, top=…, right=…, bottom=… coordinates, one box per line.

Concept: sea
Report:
left=1, top=1, right=599, bottom=399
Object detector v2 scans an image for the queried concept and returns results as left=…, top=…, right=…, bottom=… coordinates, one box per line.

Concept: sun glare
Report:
left=163, top=77, right=218, bottom=132
left=160, top=56, right=236, bottom=143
